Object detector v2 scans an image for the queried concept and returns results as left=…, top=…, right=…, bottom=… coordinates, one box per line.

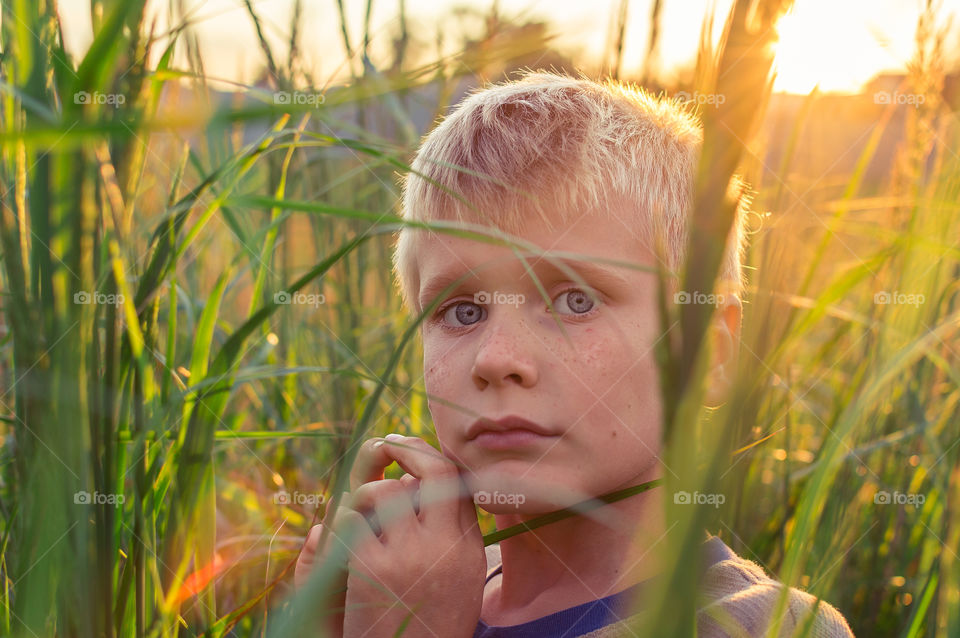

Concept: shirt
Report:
left=473, top=532, right=856, bottom=638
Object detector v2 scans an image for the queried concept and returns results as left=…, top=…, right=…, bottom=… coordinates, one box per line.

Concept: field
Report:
left=0, top=0, right=958, bottom=636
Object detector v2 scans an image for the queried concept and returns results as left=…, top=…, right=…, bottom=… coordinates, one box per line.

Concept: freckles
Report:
left=565, top=328, right=609, bottom=360
left=424, top=358, right=449, bottom=389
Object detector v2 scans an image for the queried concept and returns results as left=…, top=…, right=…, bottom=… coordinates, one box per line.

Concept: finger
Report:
left=301, top=523, right=324, bottom=560
left=295, top=524, right=348, bottom=637
left=327, top=504, right=380, bottom=559
left=349, top=479, right=419, bottom=541
left=349, top=437, right=395, bottom=491
left=399, top=473, right=421, bottom=515
left=295, top=523, right=344, bottom=590
left=294, top=524, right=321, bottom=590
left=377, top=434, right=470, bottom=530
left=322, top=491, right=349, bottom=527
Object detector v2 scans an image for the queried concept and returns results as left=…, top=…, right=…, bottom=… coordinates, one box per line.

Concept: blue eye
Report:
left=435, top=288, right=599, bottom=329
left=440, top=301, right=486, bottom=327
left=553, top=288, right=599, bottom=315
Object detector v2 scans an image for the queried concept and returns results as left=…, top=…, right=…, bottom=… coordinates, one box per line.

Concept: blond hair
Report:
left=392, top=71, right=749, bottom=314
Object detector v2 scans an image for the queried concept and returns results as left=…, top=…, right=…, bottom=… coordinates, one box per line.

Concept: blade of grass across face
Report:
left=230, top=194, right=664, bottom=353
left=646, top=1, right=793, bottom=636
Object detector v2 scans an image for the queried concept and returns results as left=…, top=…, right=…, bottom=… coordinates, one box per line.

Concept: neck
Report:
left=491, top=465, right=666, bottom=612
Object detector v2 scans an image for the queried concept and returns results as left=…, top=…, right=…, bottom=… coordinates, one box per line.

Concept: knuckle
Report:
left=338, top=508, right=370, bottom=538
left=432, top=458, right=460, bottom=478
left=423, top=460, right=460, bottom=488
left=399, top=474, right=422, bottom=495
left=354, top=439, right=376, bottom=460
left=349, top=438, right=386, bottom=487
left=361, top=436, right=385, bottom=451
left=324, top=496, right=345, bottom=522
left=353, top=478, right=405, bottom=503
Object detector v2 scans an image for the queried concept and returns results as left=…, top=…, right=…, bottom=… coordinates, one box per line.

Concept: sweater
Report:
left=476, top=533, right=855, bottom=638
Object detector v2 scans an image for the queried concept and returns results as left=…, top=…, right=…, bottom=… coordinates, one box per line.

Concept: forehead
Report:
left=425, top=202, right=646, bottom=261
left=414, top=208, right=657, bottom=302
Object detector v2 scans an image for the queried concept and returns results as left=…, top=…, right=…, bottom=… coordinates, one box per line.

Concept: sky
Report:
left=57, top=0, right=960, bottom=94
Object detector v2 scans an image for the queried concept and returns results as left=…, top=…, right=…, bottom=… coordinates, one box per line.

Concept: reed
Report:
left=0, top=1, right=956, bottom=637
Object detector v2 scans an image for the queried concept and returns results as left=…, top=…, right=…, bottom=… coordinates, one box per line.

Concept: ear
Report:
left=704, top=294, right=742, bottom=407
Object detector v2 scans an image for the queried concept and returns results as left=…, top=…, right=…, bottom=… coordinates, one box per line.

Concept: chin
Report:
left=466, top=469, right=591, bottom=514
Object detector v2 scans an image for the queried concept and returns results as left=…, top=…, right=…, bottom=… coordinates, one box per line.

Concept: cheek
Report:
left=568, top=326, right=663, bottom=443
left=423, top=357, right=454, bottom=454
left=422, top=335, right=450, bottom=383
left=422, top=339, right=463, bottom=418
left=562, top=327, right=646, bottom=390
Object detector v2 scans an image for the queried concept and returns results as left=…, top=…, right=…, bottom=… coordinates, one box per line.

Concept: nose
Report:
left=471, top=319, right=539, bottom=390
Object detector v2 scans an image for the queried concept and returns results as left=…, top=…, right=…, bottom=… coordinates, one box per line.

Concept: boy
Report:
left=295, top=72, right=855, bottom=638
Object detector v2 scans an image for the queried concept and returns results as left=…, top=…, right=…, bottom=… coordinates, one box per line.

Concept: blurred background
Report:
left=1, top=0, right=959, bottom=636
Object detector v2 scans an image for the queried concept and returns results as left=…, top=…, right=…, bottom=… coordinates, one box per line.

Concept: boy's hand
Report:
left=334, top=434, right=486, bottom=638
left=295, top=519, right=348, bottom=637
left=293, top=444, right=428, bottom=637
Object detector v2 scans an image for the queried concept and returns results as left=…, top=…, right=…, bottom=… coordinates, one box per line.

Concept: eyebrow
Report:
left=418, top=258, right=630, bottom=310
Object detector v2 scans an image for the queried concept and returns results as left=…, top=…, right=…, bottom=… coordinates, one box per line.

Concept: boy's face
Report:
left=416, top=206, right=669, bottom=515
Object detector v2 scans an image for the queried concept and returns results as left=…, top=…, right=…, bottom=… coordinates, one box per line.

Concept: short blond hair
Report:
left=392, top=71, right=749, bottom=314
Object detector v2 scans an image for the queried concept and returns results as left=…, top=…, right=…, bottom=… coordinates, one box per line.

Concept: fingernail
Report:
left=384, top=433, right=404, bottom=442
left=373, top=440, right=384, bottom=448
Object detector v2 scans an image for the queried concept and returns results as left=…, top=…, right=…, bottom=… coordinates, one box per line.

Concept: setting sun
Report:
left=772, top=2, right=905, bottom=94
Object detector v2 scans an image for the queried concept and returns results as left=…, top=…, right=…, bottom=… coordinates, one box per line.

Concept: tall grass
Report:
left=0, top=1, right=957, bottom=637
left=644, top=1, right=794, bottom=637
left=0, top=0, right=401, bottom=634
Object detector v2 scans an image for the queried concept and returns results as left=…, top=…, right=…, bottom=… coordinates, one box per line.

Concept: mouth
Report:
left=466, top=415, right=559, bottom=449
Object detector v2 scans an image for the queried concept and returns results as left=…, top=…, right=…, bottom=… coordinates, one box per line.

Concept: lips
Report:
left=465, top=415, right=557, bottom=441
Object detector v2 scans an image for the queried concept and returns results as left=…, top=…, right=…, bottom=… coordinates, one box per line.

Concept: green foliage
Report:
left=0, top=1, right=956, bottom=637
